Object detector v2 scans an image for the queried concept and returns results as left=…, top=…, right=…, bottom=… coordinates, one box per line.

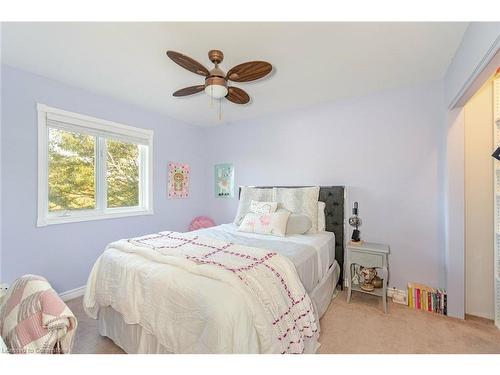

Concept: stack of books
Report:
left=407, top=282, right=447, bottom=315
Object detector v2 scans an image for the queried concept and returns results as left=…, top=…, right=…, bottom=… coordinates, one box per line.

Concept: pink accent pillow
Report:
left=189, top=216, right=216, bottom=231
left=238, top=210, right=291, bottom=237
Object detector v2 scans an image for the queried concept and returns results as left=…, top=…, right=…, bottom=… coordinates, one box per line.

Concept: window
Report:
left=37, top=104, right=153, bottom=226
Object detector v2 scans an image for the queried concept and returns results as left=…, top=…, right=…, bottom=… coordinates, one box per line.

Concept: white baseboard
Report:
left=1, top=283, right=85, bottom=302
left=59, top=285, right=85, bottom=302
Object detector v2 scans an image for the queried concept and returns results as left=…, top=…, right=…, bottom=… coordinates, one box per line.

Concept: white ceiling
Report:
left=1, top=22, right=468, bottom=127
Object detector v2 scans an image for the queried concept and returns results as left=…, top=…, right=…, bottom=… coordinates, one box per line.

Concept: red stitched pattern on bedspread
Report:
left=127, top=231, right=318, bottom=354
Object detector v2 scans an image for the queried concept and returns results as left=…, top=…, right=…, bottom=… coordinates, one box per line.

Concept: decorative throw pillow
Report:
left=249, top=200, right=278, bottom=214
left=234, top=187, right=273, bottom=225
left=286, top=213, right=312, bottom=235
left=189, top=216, right=216, bottom=231
left=317, top=201, right=326, bottom=232
left=272, top=187, right=320, bottom=233
left=238, top=209, right=291, bottom=237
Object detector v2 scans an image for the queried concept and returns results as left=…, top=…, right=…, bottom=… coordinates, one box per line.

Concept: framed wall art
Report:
left=168, top=162, right=189, bottom=198
left=214, top=163, right=234, bottom=198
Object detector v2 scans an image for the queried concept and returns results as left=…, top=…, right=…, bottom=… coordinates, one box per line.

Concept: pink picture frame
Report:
left=168, top=162, right=190, bottom=199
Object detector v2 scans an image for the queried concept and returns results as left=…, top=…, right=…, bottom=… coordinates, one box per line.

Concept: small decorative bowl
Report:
left=360, top=283, right=375, bottom=292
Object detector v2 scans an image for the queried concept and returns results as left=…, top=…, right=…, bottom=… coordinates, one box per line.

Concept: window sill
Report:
left=37, top=208, right=154, bottom=227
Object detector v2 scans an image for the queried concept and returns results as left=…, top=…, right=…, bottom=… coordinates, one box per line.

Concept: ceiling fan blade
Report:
left=226, top=87, right=250, bottom=104
left=173, top=85, right=205, bottom=97
left=226, top=61, right=272, bottom=82
left=167, top=51, right=209, bottom=77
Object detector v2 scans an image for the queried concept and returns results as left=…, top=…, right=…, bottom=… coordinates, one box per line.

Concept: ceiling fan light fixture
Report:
left=205, top=76, right=228, bottom=99
left=205, top=84, right=228, bottom=99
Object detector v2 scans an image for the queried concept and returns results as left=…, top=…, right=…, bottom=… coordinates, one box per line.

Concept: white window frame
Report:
left=37, top=103, right=154, bottom=226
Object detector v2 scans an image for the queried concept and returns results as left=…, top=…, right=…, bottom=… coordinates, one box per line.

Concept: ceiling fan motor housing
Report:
left=205, top=76, right=227, bottom=88
left=208, top=49, right=224, bottom=64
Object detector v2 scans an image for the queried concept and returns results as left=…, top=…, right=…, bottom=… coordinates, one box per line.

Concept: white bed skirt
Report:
left=310, top=261, right=340, bottom=320
left=97, top=261, right=340, bottom=354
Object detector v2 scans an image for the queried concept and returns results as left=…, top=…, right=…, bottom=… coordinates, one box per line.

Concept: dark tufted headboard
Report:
left=238, top=186, right=345, bottom=287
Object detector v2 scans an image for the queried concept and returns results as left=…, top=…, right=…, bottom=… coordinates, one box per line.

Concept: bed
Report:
left=83, top=186, right=345, bottom=354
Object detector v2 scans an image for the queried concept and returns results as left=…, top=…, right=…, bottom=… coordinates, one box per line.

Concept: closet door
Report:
left=494, top=74, right=500, bottom=329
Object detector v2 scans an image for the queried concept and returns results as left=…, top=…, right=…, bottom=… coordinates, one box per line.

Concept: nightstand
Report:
left=346, top=241, right=390, bottom=313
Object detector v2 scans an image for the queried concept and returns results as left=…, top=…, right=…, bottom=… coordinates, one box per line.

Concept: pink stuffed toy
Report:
left=189, top=216, right=216, bottom=231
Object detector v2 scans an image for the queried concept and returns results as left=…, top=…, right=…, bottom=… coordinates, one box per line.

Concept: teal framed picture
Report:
left=214, top=163, right=234, bottom=198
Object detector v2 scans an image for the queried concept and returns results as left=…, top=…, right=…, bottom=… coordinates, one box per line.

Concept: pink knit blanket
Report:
left=0, top=275, right=77, bottom=354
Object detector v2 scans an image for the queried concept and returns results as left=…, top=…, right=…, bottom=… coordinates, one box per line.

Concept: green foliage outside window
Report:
left=106, top=139, right=139, bottom=208
left=48, top=128, right=96, bottom=211
left=48, top=128, right=139, bottom=212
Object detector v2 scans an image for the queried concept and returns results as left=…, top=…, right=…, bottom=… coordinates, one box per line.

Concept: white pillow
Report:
left=272, top=187, right=320, bottom=233
left=317, top=201, right=326, bottom=232
left=286, top=213, right=312, bottom=235
left=234, top=187, right=273, bottom=225
left=238, top=209, right=291, bottom=237
left=249, top=200, right=278, bottom=214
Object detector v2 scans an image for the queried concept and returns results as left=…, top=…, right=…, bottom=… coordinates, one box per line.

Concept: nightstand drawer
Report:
left=349, top=250, right=383, bottom=268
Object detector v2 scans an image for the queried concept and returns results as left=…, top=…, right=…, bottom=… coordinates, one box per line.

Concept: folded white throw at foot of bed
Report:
left=84, top=231, right=319, bottom=354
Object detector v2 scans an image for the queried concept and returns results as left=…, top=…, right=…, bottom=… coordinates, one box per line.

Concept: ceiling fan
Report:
left=166, top=49, right=272, bottom=105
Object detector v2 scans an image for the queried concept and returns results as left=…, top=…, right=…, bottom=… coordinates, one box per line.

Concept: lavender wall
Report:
left=0, top=65, right=449, bottom=296
left=204, top=81, right=447, bottom=291
left=0, top=65, right=209, bottom=293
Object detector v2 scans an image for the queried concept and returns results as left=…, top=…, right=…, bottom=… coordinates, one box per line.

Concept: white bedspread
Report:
left=195, top=224, right=335, bottom=293
left=84, top=231, right=319, bottom=354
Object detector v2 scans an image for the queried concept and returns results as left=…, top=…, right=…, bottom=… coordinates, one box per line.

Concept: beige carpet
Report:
left=66, top=291, right=500, bottom=354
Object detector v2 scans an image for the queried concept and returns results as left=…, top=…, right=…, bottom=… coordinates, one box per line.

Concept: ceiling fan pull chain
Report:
left=219, top=98, right=222, bottom=121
